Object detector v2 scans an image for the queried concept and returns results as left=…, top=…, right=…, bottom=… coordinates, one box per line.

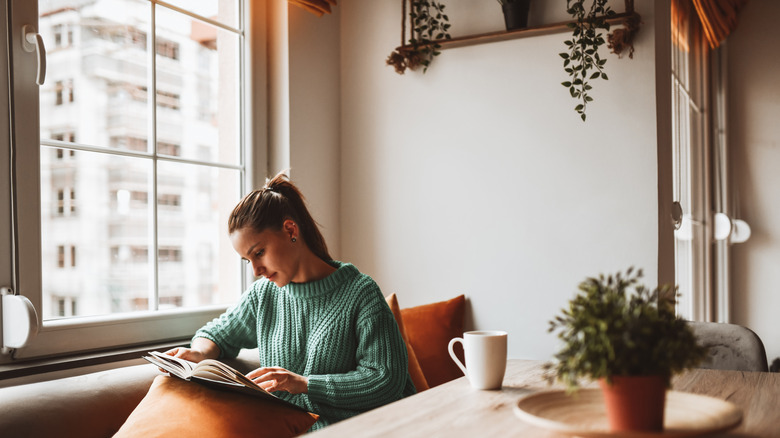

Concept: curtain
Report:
left=672, top=0, right=749, bottom=50
left=693, top=0, right=749, bottom=48
left=289, top=0, right=337, bottom=17
left=671, top=0, right=692, bottom=51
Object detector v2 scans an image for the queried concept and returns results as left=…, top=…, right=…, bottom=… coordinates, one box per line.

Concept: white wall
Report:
left=729, top=0, right=780, bottom=363
left=270, top=5, right=342, bottom=257
left=288, top=6, right=342, bottom=260
left=338, top=0, right=660, bottom=359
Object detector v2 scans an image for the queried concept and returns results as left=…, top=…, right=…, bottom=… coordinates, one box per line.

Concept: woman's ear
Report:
left=282, top=219, right=298, bottom=240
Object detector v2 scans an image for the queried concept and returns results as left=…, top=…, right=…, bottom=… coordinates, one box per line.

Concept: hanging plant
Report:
left=410, top=0, right=452, bottom=72
left=387, top=0, right=452, bottom=74
left=560, top=0, right=616, bottom=121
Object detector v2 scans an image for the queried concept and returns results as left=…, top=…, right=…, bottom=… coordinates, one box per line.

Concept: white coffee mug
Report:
left=448, top=330, right=508, bottom=390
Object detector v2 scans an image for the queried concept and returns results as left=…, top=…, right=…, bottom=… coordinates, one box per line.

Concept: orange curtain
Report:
left=289, top=0, right=337, bottom=17
left=672, top=0, right=747, bottom=49
left=671, top=0, right=692, bottom=51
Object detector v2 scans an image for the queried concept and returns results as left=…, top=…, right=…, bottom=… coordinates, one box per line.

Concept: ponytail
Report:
left=228, top=171, right=332, bottom=262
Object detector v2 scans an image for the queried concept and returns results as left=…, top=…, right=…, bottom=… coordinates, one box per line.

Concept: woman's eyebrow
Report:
left=245, top=241, right=262, bottom=257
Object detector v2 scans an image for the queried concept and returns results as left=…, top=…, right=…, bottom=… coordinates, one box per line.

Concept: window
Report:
left=53, top=24, right=62, bottom=46
left=158, top=141, right=180, bottom=157
left=69, top=188, right=76, bottom=213
left=670, top=3, right=745, bottom=324
left=54, top=297, right=77, bottom=317
left=158, top=193, right=181, bottom=207
left=56, top=245, right=76, bottom=268
left=54, top=79, right=74, bottom=105
left=156, top=38, right=179, bottom=60
left=2, top=0, right=259, bottom=363
left=53, top=132, right=77, bottom=150
left=54, top=80, right=64, bottom=105
left=57, top=245, right=65, bottom=268
left=53, top=187, right=76, bottom=217
left=51, top=22, right=74, bottom=48
left=158, top=247, right=182, bottom=262
left=156, top=90, right=180, bottom=110
left=671, top=1, right=708, bottom=321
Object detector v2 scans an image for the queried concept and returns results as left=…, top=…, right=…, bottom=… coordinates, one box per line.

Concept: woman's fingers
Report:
left=246, top=367, right=307, bottom=394
left=246, top=366, right=282, bottom=380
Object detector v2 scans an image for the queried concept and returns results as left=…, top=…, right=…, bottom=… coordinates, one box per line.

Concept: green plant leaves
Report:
left=409, top=0, right=452, bottom=73
left=546, top=268, right=709, bottom=392
left=560, top=0, right=616, bottom=122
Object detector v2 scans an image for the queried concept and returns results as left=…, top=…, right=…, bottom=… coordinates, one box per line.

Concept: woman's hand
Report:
left=164, top=338, right=220, bottom=363
left=163, top=347, right=211, bottom=363
left=247, top=367, right=309, bottom=394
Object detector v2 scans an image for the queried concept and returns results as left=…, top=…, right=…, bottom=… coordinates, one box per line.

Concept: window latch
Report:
left=22, top=24, right=47, bottom=86
left=1, top=287, right=39, bottom=355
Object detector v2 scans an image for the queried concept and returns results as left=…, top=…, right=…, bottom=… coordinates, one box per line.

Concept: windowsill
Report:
left=0, top=339, right=189, bottom=384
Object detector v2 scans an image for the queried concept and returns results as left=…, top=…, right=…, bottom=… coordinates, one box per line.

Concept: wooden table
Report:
left=310, top=359, right=780, bottom=437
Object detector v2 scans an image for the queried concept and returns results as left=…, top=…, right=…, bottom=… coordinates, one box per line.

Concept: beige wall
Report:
left=248, top=0, right=780, bottom=364
left=337, top=0, right=660, bottom=359
left=728, top=0, right=780, bottom=363
left=272, top=5, right=342, bottom=257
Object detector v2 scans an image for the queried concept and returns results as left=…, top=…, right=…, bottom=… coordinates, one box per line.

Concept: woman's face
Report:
left=230, top=222, right=300, bottom=287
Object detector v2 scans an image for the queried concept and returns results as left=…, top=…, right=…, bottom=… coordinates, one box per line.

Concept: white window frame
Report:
left=670, top=13, right=711, bottom=322
left=1, top=0, right=267, bottom=365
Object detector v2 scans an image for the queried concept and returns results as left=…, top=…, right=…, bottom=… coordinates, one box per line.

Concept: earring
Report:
left=291, top=237, right=297, bottom=243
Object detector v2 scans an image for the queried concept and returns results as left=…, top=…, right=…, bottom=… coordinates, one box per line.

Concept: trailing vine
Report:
left=410, top=1, right=452, bottom=72
left=560, top=0, right=616, bottom=121
left=387, top=0, right=452, bottom=74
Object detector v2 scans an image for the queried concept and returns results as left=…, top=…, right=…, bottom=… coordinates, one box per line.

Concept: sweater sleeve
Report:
left=193, top=286, right=259, bottom=359
left=305, top=290, right=413, bottom=410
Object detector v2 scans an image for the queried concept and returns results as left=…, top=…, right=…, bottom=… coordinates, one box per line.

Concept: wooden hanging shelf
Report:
left=394, top=10, right=640, bottom=53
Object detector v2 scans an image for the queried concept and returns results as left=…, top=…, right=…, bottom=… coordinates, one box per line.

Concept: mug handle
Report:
left=448, top=337, right=467, bottom=376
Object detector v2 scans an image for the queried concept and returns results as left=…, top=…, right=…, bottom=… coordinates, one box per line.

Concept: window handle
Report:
left=1, top=287, right=39, bottom=353
left=713, top=213, right=752, bottom=244
left=22, top=24, right=46, bottom=86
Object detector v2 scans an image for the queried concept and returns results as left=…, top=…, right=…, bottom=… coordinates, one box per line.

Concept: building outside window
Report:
left=38, top=0, right=244, bottom=319
left=1, top=0, right=254, bottom=360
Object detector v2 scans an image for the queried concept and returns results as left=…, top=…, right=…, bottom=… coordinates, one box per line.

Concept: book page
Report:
left=192, top=361, right=241, bottom=384
left=143, top=351, right=308, bottom=412
left=145, top=351, right=196, bottom=379
left=193, top=359, right=265, bottom=390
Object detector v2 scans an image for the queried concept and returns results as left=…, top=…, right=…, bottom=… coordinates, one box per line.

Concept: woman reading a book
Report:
left=165, top=171, right=415, bottom=431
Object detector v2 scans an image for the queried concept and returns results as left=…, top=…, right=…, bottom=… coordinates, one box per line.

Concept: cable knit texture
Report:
left=195, top=261, right=416, bottom=430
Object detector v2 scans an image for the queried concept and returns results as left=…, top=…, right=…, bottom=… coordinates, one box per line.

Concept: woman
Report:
left=166, top=172, right=415, bottom=430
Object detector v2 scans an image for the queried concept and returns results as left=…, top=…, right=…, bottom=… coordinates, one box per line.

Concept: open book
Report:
left=143, top=351, right=307, bottom=412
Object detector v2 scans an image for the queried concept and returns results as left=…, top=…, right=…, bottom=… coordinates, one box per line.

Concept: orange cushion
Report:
left=386, top=293, right=430, bottom=392
left=114, top=376, right=318, bottom=438
left=401, top=295, right=466, bottom=387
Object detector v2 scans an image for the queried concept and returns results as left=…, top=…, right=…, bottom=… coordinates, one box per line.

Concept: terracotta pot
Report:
left=598, top=375, right=667, bottom=432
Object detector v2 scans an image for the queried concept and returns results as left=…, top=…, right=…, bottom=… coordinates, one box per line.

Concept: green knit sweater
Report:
left=194, top=261, right=416, bottom=431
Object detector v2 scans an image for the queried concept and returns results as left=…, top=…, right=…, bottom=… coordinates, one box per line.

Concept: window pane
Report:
left=41, top=148, right=153, bottom=320
left=39, top=0, right=151, bottom=153
left=34, top=0, right=245, bottom=327
left=156, top=7, right=240, bottom=165
left=161, top=0, right=240, bottom=29
left=157, top=161, right=242, bottom=308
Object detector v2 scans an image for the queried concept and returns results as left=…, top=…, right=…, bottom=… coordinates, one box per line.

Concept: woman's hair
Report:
left=228, top=171, right=332, bottom=261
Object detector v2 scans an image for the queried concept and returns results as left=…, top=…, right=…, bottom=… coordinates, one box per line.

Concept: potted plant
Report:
left=546, top=267, right=708, bottom=432
left=387, top=0, right=452, bottom=74
left=497, top=0, right=531, bottom=31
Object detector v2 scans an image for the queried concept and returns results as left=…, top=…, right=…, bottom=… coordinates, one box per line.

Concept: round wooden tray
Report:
left=514, top=389, right=742, bottom=437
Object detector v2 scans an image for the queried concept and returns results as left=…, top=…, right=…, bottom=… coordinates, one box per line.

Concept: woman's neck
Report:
left=292, top=252, right=337, bottom=284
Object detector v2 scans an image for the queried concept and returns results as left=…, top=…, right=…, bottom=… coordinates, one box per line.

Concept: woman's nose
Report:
left=251, top=262, right=263, bottom=278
